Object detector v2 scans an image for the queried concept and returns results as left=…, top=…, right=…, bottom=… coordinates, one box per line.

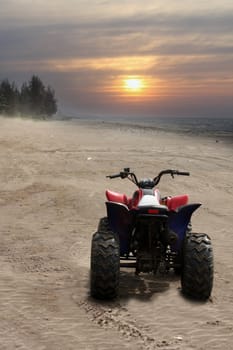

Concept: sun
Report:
left=124, top=78, right=144, bottom=92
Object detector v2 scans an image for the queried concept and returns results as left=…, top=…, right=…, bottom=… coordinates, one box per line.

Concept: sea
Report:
left=67, top=115, right=233, bottom=143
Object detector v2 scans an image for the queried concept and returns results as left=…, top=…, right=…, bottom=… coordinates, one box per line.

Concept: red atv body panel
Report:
left=106, top=190, right=188, bottom=211
left=106, top=190, right=129, bottom=206
left=165, top=195, right=189, bottom=211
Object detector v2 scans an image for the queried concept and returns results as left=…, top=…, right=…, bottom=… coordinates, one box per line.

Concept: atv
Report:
left=90, top=168, right=213, bottom=300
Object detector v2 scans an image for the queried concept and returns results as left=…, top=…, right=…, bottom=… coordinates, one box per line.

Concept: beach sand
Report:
left=0, top=116, right=232, bottom=350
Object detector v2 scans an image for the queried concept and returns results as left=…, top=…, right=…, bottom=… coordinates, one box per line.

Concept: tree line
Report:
left=0, top=75, right=57, bottom=118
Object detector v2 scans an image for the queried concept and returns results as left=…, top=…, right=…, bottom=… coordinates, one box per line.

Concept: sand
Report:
left=0, top=116, right=232, bottom=350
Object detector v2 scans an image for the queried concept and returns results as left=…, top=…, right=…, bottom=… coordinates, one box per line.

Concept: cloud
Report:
left=1, top=6, right=233, bottom=61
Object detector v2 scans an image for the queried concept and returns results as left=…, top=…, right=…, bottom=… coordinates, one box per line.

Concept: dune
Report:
left=0, top=116, right=232, bottom=349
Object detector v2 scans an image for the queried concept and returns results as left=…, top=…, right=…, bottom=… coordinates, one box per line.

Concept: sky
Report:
left=0, top=0, right=233, bottom=119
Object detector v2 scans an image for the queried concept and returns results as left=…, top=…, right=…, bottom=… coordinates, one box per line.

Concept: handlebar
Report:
left=176, top=171, right=190, bottom=176
left=153, top=169, right=190, bottom=186
left=106, top=170, right=130, bottom=179
left=107, top=168, right=190, bottom=188
left=106, top=173, right=122, bottom=179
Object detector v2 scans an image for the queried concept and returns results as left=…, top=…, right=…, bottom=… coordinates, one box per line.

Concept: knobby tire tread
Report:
left=181, top=233, right=214, bottom=300
left=91, top=218, right=120, bottom=299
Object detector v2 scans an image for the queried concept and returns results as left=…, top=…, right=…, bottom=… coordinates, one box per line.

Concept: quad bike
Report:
left=90, top=168, right=213, bottom=300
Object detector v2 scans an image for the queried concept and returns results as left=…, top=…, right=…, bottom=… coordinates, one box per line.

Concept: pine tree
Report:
left=19, top=82, right=30, bottom=115
left=0, top=79, right=19, bottom=115
left=0, top=76, right=57, bottom=118
left=28, top=75, right=46, bottom=117
left=44, top=86, right=57, bottom=116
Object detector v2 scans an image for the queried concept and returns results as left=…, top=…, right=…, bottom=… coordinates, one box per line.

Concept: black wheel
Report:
left=90, top=227, right=120, bottom=300
left=181, top=233, right=214, bottom=300
left=98, top=217, right=110, bottom=232
left=187, top=221, right=192, bottom=234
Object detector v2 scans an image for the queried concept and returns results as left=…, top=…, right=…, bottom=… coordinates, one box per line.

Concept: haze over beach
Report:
left=0, top=0, right=233, bottom=119
left=0, top=1, right=233, bottom=350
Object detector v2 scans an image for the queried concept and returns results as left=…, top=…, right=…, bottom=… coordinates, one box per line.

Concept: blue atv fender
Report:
left=168, top=203, right=201, bottom=251
left=106, top=202, right=132, bottom=255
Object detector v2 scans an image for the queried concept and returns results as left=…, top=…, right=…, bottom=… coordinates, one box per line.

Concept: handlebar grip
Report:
left=177, top=171, right=190, bottom=176
left=106, top=173, right=121, bottom=179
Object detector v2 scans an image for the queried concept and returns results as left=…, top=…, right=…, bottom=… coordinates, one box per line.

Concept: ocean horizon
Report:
left=60, top=114, right=233, bottom=141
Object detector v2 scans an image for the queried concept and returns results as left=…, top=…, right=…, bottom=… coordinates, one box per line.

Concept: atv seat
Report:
left=166, top=195, right=188, bottom=211
left=106, top=190, right=129, bottom=206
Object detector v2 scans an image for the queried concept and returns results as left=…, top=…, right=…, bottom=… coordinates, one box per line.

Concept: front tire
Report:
left=90, top=227, right=120, bottom=300
left=181, top=233, right=214, bottom=300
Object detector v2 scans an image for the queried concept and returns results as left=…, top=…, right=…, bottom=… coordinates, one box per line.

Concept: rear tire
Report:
left=181, top=233, right=214, bottom=300
left=90, top=227, right=120, bottom=300
left=98, top=217, right=110, bottom=232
